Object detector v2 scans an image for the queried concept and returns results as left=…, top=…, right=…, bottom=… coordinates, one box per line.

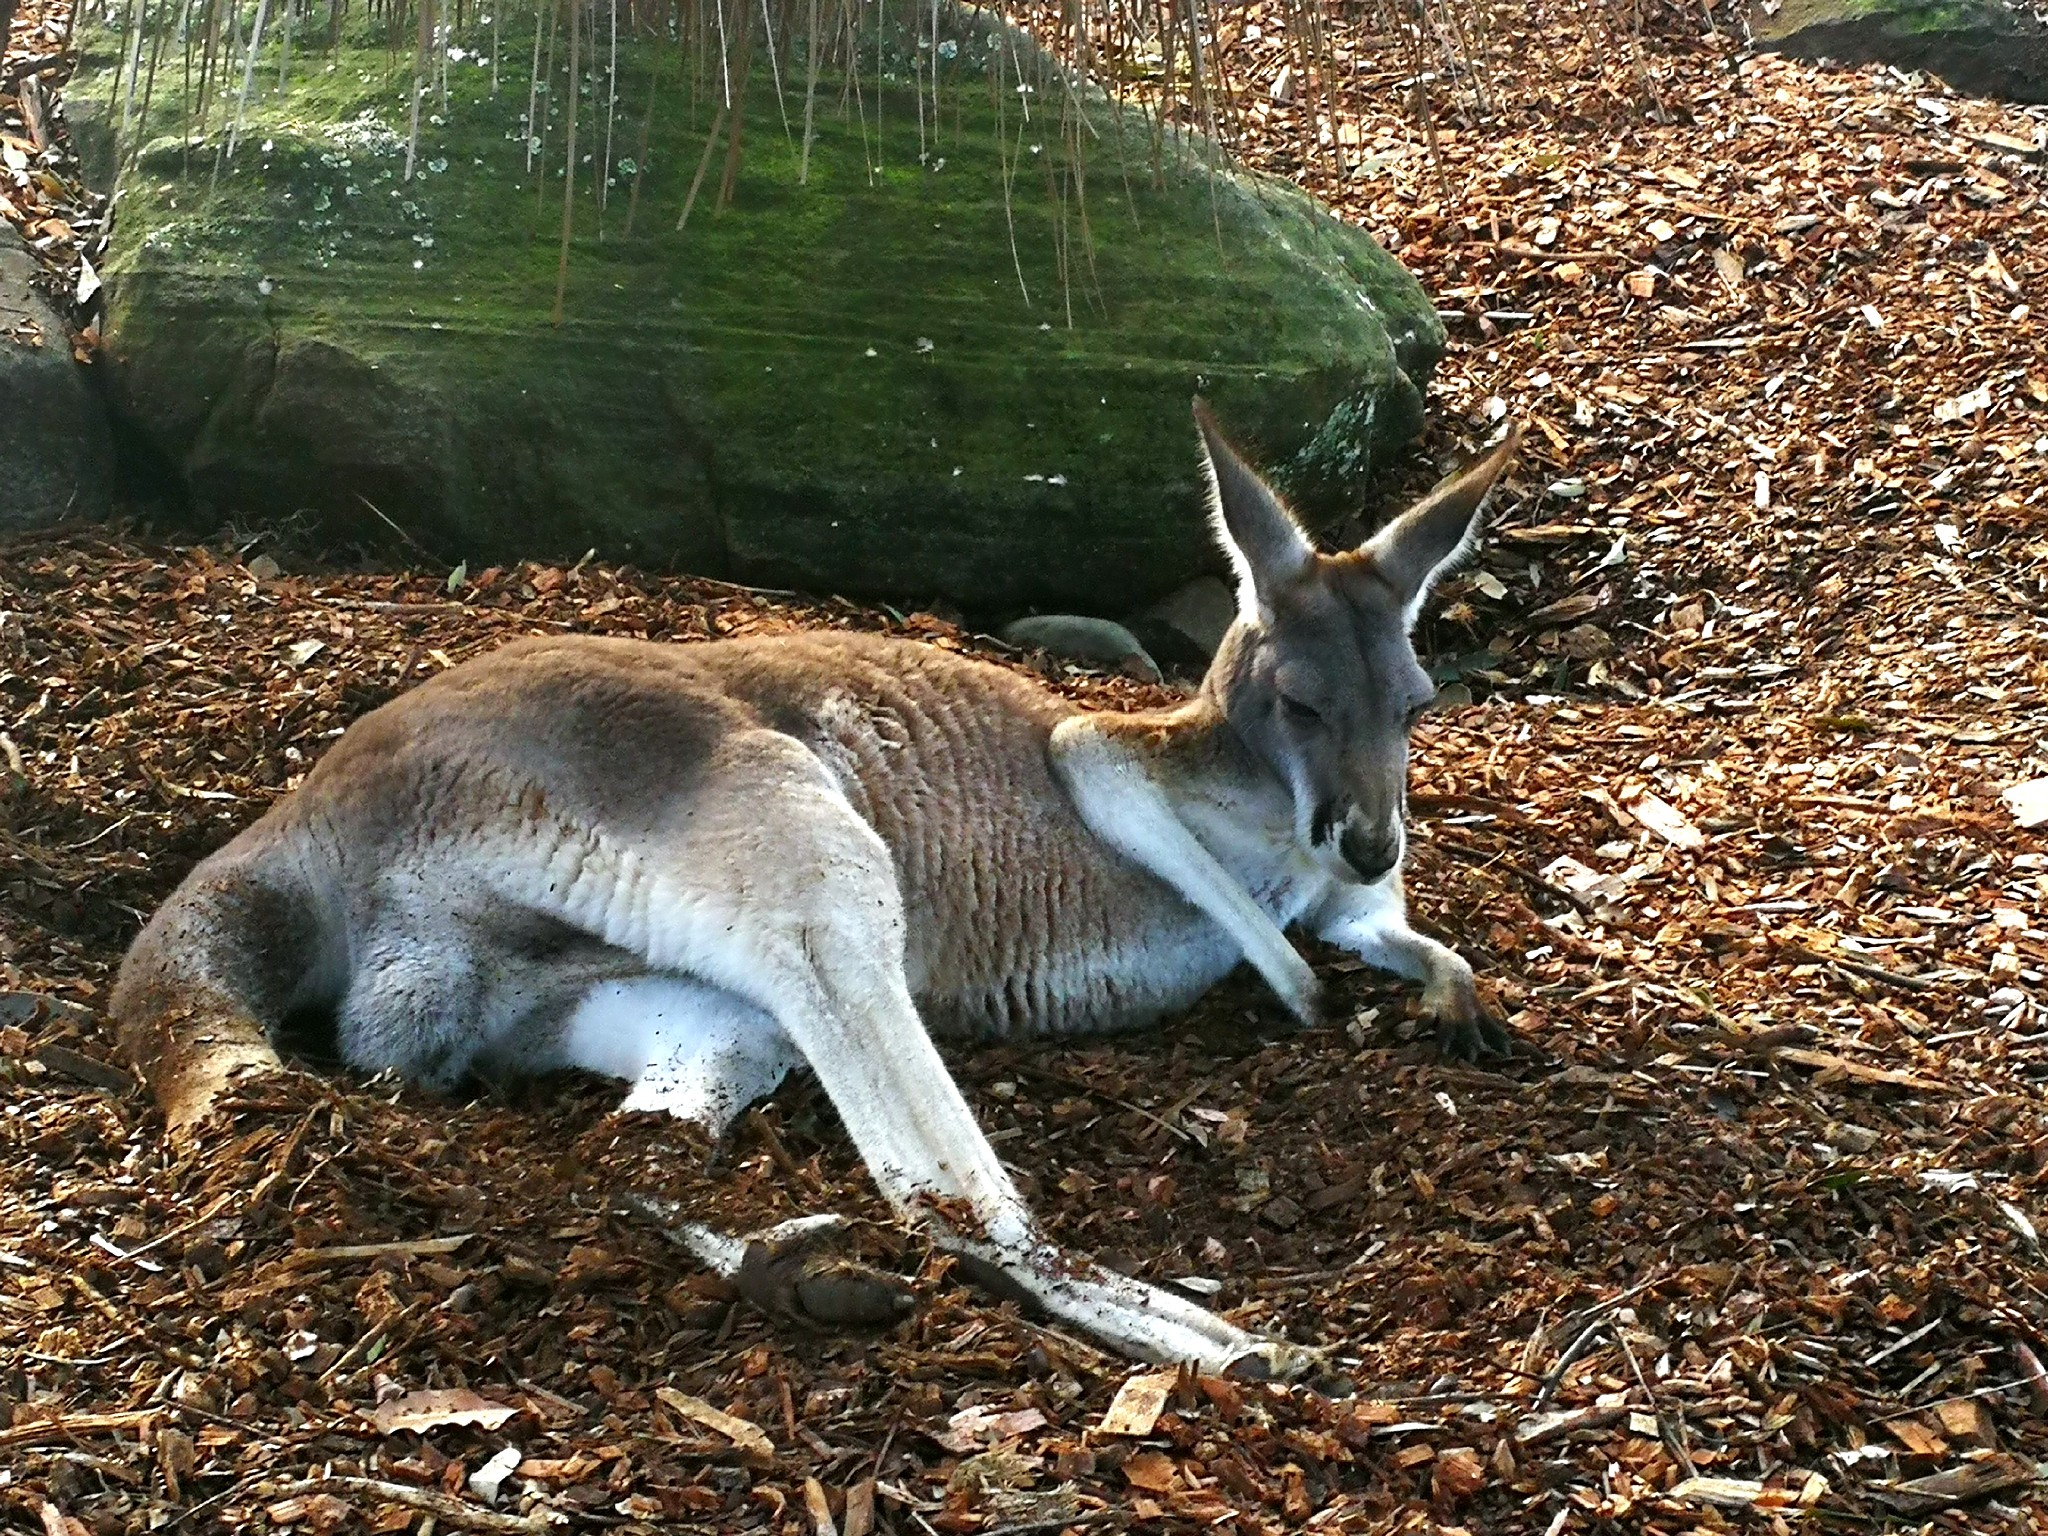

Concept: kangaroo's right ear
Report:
left=1361, top=424, right=1522, bottom=631
left=1193, top=398, right=1314, bottom=620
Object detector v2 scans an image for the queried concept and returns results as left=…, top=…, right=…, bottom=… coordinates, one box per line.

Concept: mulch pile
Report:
left=6, top=0, right=2048, bottom=1532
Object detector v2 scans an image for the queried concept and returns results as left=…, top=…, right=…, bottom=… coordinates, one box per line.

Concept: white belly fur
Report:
left=549, top=976, right=803, bottom=1133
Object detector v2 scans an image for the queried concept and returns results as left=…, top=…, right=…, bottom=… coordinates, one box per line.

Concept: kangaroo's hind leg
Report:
left=536, top=973, right=911, bottom=1326
left=492, top=728, right=1316, bottom=1374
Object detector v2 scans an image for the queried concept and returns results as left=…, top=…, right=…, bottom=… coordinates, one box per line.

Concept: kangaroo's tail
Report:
left=111, top=834, right=338, bottom=1137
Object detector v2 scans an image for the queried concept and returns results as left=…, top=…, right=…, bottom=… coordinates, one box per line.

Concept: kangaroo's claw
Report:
left=1433, top=1005, right=1515, bottom=1061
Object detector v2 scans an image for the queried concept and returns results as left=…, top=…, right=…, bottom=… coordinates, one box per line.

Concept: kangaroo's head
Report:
left=1194, top=400, right=1521, bottom=884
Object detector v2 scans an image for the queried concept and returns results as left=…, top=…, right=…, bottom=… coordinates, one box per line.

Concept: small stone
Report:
left=1258, top=1195, right=1302, bottom=1231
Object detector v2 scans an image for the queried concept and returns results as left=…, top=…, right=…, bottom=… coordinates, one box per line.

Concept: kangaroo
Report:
left=113, top=404, right=1521, bottom=1377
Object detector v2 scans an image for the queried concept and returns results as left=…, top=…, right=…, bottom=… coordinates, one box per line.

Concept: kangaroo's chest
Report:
left=1173, top=779, right=1336, bottom=925
left=799, top=687, right=1325, bottom=1040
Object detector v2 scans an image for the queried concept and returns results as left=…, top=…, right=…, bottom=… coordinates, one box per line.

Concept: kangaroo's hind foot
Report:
left=626, top=1196, right=917, bottom=1328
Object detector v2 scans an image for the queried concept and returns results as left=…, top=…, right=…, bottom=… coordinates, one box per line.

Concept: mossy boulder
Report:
left=72, top=7, right=1441, bottom=609
left=1753, top=0, right=2048, bottom=101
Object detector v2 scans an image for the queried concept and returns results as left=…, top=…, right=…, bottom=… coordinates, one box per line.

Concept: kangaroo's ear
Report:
left=1193, top=398, right=1315, bottom=619
left=1362, top=424, right=1522, bottom=630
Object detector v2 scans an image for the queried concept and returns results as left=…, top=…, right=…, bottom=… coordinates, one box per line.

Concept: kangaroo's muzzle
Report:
left=1338, top=819, right=1402, bottom=884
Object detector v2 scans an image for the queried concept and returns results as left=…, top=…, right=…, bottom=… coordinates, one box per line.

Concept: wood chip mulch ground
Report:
left=6, top=0, right=2048, bottom=1532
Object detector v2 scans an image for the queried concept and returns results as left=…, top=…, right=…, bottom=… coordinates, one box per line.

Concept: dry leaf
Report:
left=1121, top=1450, right=1179, bottom=1493
left=1934, top=384, right=1994, bottom=423
left=1097, top=1371, right=1174, bottom=1436
left=368, top=1388, right=518, bottom=1435
left=932, top=1405, right=1047, bottom=1452
left=655, top=1386, right=775, bottom=1466
left=1628, top=792, right=1704, bottom=851
left=2001, top=777, right=2048, bottom=829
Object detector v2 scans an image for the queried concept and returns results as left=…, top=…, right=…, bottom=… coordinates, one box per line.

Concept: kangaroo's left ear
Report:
left=1361, top=424, right=1523, bottom=630
left=1194, top=397, right=1316, bottom=621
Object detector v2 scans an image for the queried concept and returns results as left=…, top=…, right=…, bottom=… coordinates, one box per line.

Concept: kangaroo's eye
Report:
left=1279, top=695, right=1322, bottom=724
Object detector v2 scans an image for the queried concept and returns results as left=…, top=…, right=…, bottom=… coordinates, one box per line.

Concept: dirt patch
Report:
left=3, top=521, right=2046, bottom=1532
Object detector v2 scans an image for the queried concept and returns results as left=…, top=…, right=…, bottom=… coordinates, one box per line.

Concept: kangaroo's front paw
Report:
left=1422, top=965, right=1513, bottom=1061
left=1435, top=1009, right=1513, bottom=1061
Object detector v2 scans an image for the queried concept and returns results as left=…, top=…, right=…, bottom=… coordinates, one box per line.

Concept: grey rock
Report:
left=1138, top=575, right=1238, bottom=659
left=0, top=226, right=113, bottom=531
left=1000, top=615, right=1161, bottom=682
left=1755, top=0, right=2048, bottom=104
left=1118, top=614, right=1211, bottom=673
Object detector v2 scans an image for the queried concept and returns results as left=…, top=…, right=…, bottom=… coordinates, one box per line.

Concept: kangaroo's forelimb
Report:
left=1051, top=716, right=1323, bottom=1026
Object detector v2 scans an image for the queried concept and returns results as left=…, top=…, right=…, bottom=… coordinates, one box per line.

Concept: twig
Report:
left=2012, top=1340, right=2048, bottom=1409
left=1867, top=1316, right=1942, bottom=1367
left=1782, top=945, right=1935, bottom=995
left=1616, top=1325, right=1696, bottom=1479
left=551, top=0, right=582, bottom=326
left=1432, top=832, right=1607, bottom=918
left=104, top=1188, right=243, bottom=1264
left=1551, top=1272, right=1670, bottom=1339
left=1005, top=1061, right=1196, bottom=1144
left=316, top=1297, right=434, bottom=1385
left=0, top=1410, right=158, bottom=1448
left=354, top=495, right=441, bottom=563
left=1531, top=1319, right=1606, bottom=1409
left=173, top=1479, right=248, bottom=1527
left=1872, top=1373, right=2041, bottom=1423
left=282, top=1234, right=473, bottom=1269
left=675, top=102, right=730, bottom=231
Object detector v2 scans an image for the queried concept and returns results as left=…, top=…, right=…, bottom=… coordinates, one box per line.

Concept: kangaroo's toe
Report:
left=1223, top=1337, right=1328, bottom=1384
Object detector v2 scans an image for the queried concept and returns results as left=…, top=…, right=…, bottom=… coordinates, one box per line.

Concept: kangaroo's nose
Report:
left=1339, top=823, right=1401, bottom=884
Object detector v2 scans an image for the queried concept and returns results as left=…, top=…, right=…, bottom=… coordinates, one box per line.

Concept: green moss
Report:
left=76, top=9, right=1441, bottom=608
left=1780, top=0, right=2014, bottom=31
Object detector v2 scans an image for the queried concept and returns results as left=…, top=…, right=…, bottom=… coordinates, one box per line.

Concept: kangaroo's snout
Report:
left=1338, top=820, right=1401, bottom=884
